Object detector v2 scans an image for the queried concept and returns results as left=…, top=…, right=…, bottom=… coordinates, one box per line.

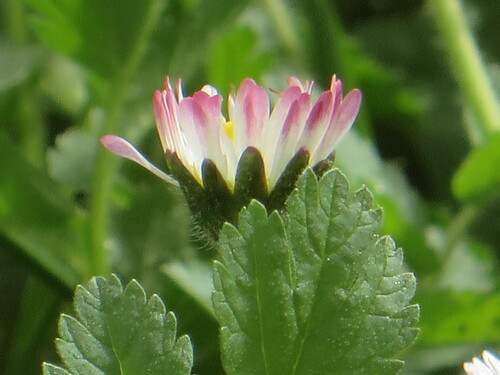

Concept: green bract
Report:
left=166, top=147, right=315, bottom=246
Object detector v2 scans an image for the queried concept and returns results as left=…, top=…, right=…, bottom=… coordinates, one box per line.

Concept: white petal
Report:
left=201, top=84, right=219, bottom=96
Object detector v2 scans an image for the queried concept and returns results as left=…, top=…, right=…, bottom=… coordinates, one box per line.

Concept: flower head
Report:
left=102, top=75, right=361, bottom=190
left=464, top=351, right=500, bottom=375
left=102, top=75, right=361, bottom=243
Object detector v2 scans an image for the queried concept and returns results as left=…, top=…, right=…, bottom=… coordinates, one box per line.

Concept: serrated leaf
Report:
left=213, top=168, right=419, bottom=375
left=43, top=363, right=72, bottom=375
left=452, top=133, right=500, bottom=203
left=44, top=275, right=193, bottom=375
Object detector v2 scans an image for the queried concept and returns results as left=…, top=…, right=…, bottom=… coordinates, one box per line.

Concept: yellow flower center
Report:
left=223, top=119, right=234, bottom=140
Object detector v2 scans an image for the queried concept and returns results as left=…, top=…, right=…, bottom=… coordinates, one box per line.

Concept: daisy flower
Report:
left=102, top=75, right=361, bottom=242
left=102, top=75, right=361, bottom=190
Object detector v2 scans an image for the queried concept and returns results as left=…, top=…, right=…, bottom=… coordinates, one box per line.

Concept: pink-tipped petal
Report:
left=287, top=77, right=314, bottom=94
left=268, top=99, right=304, bottom=185
left=231, top=79, right=269, bottom=150
left=298, top=90, right=334, bottom=153
left=192, top=91, right=223, bottom=121
left=269, top=85, right=302, bottom=125
left=312, top=88, right=362, bottom=163
left=101, top=135, right=177, bottom=185
left=243, top=84, right=269, bottom=141
left=281, top=92, right=311, bottom=138
left=164, top=86, right=187, bottom=153
left=178, top=97, right=206, bottom=172
left=269, top=92, right=311, bottom=181
left=153, top=90, right=170, bottom=151
left=193, top=92, right=227, bottom=173
left=262, top=85, right=303, bottom=162
left=338, top=89, right=362, bottom=126
left=331, top=78, right=343, bottom=111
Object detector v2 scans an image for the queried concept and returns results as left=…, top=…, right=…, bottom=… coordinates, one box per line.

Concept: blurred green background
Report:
left=0, top=0, right=499, bottom=374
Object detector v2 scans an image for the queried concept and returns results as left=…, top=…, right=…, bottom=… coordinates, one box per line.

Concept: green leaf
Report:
left=336, top=132, right=439, bottom=277
left=0, top=42, right=43, bottom=92
left=48, top=128, right=97, bottom=193
left=26, top=0, right=164, bottom=81
left=417, top=290, right=500, bottom=345
left=213, top=168, right=419, bottom=375
left=40, top=56, right=88, bottom=113
left=166, top=0, right=250, bottom=80
left=438, top=240, right=496, bottom=293
left=162, top=260, right=214, bottom=316
left=43, top=275, right=193, bottom=375
left=0, top=136, right=82, bottom=287
left=452, top=133, right=500, bottom=203
left=3, top=276, right=60, bottom=375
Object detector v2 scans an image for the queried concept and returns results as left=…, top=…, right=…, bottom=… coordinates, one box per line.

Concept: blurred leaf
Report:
left=336, top=132, right=439, bottom=276
left=166, top=0, right=250, bottom=81
left=48, top=128, right=97, bottom=193
left=162, top=260, right=213, bottom=315
left=417, top=290, right=500, bottom=345
left=207, top=26, right=272, bottom=95
left=26, top=0, right=164, bottom=83
left=40, top=56, right=88, bottom=113
left=43, top=275, right=193, bottom=375
left=452, top=133, right=500, bottom=203
left=3, top=275, right=60, bottom=375
left=404, top=344, right=488, bottom=375
left=352, top=11, right=469, bottom=199
left=0, top=136, right=83, bottom=287
left=213, top=169, right=418, bottom=375
left=108, top=179, right=190, bottom=280
left=0, top=42, right=43, bottom=92
left=159, top=270, right=222, bottom=375
left=438, top=240, right=496, bottom=293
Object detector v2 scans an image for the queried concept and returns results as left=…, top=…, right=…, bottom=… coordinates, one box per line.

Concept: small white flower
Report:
left=101, top=75, right=361, bottom=190
left=464, top=351, right=500, bottom=375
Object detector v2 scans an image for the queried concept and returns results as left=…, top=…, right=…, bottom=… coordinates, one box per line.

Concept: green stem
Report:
left=299, top=0, right=371, bottom=136
left=429, top=0, right=500, bottom=141
left=18, top=87, right=46, bottom=167
left=88, top=0, right=165, bottom=276
left=261, top=0, right=301, bottom=56
left=4, top=0, right=46, bottom=167
left=442, top=204, right=478, bottom=264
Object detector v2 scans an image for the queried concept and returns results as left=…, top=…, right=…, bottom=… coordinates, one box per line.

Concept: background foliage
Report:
left=0, top=0, right=499, bottom=374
